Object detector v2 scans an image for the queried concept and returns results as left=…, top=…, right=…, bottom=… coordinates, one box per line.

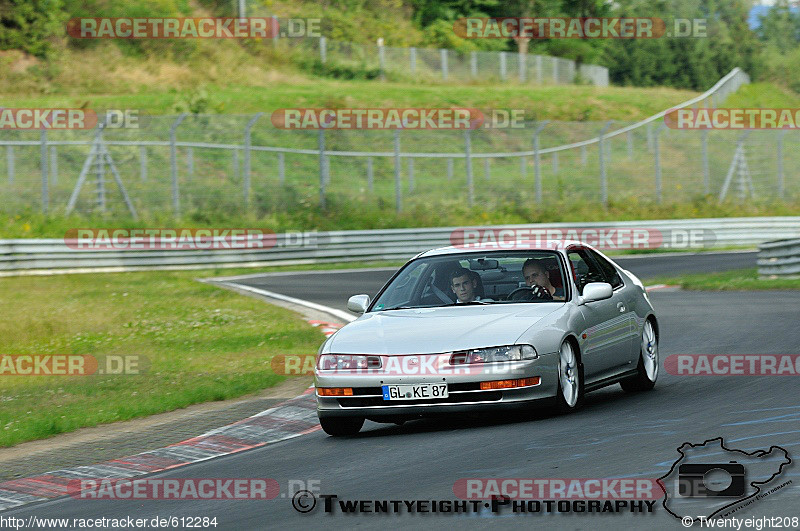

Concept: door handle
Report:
left=617, top=302, right=626, bottom=313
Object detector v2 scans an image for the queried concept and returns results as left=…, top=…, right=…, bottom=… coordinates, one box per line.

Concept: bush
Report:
left=0, top=0, right=67, bottom=58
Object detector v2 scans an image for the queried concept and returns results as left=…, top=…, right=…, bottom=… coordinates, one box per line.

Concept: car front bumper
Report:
left=315, top=352, right=559, bottom=419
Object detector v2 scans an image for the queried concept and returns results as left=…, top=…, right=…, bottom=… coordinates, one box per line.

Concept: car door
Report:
left=567, top=248, right=631, bottom=381
left=585, top=249, right=639, bottom=368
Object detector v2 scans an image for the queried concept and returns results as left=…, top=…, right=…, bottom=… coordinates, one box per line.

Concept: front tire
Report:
left=621, top=319, right=658, bottom=392
left=319, top=416, right=364, bottom=436
left=555, top=340, right=583, bottom=413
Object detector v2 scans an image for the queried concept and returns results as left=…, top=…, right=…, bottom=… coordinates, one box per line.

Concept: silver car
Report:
left=314, top=241, right=659, bottom=436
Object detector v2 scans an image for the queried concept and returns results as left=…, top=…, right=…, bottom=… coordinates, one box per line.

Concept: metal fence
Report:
left=241, top=4, right=609, bottom=86
left=0, top=68, right=780, bottom=220
left=291, top=36, right=609, bottom=86
left=3, top=217, right=798, bottom=275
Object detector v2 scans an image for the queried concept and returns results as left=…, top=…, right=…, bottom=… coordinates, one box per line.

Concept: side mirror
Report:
left=347, top=294, right=370, bottom=314
left=581, top=282, right=613, bottom=303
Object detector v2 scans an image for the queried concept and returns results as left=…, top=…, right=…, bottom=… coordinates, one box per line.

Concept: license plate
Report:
left=382, top=383, right=448, bottom=401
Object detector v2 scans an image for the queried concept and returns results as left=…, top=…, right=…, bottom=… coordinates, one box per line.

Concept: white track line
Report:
left=215, top=280, right=357, bottom=323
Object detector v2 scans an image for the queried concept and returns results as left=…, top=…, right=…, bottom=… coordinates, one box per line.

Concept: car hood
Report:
left=329, top=304, right=563, bottom=355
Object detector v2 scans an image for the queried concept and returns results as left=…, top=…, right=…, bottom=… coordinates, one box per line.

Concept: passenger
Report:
left=450, top=267, right=488, bottom=303
left=522, top=259, right=565, bottom=301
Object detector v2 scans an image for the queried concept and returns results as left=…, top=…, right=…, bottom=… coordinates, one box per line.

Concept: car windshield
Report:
left=370, top=251, right=567, bottom=311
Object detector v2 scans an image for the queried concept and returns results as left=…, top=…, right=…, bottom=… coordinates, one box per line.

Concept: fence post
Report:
left=366, top=156, right=373, bottom=192
left=646, top=123, right=654, bottom=153
left=187, top=147, right=194, bottom=178
left=237, top=0, right=245, bottom=18
left=233, top=148, right=239, bottom=178
left=536, top=55, right=542, bottom=84
left=654, top=124, right=665, bottom=203
left=243, top=112, right=263, bottom=209
left=520, top=156, right=527, bottom=178
left=552, top=57, right=558, bottom=83
left=409, top=47, right=416, bottom=75
left=447, top=157, right=453, bottom=180
left=40, top=130, right=48, bottom=214
left=319, top=36, right=327, bottom=64
left=408, top=158, right=414, bottom=192
left=440, top=49, right=448, bottom=80
left=626, top=131, right=633, bottom=159
left=552, top=152, right=558, bottom=174
left=50, top=145, right=58, bottom=185
left=139, top=146, right=147, bottom=181
left=393, top=129, right=402, bottom=212
left=6, top=145, right=14, bottom=184
left=499, top=52, right=506, bottom=80
left=533, top=121, right=549, bottom=203
left=278, top=152, right=285, bottom=185
left=518, top=52, right=526, bottom=82
left=464, top=129, right=474, bottom=206
left=319, top=128, right=327, bottom=209
left=470, top=51, right=477, bottom=78
left=777, top=130, right=786, bottom=199
left=170, top=113, right=187, bottom=216
left=702, top=129, right=710, bottom=195
left=598, top=121, right=613, bottom=206
left=484, top=157, right=490, bottom=180
left=379, top=42, right=386, bottom=79
left=580, top=144, right=587, bottom=166
left=95, top=129, right=105, bottom=213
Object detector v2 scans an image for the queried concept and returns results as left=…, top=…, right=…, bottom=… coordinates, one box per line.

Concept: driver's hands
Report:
left=531, top=284, right=553, bottom=300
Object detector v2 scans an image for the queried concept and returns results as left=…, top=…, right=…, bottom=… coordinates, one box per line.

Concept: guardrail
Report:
left=2, top=217, right=799, bottom=276
left=758, top=238, right=800, bottom=277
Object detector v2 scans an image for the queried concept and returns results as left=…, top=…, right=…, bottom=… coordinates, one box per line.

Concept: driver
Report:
left=522, top=259, right=565, bottom=301
left=450, top=267, right=488, bottom=303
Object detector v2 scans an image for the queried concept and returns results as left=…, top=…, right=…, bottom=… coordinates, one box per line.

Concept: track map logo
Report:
left=658, top=437, right=792, bottom=524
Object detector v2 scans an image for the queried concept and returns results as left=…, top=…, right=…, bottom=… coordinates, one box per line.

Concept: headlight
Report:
left=317, top=354, right=382, bottom=370
left=450, top=345, right=537, bottom=364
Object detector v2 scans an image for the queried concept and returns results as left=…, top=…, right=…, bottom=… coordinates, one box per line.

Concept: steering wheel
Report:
left=507, top=285, right=553, bottom=301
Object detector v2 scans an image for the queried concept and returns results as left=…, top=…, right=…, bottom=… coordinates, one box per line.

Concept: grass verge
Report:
left=648, top=268, right=800, bottom=290
left=0, top=270, right=324, bottom=447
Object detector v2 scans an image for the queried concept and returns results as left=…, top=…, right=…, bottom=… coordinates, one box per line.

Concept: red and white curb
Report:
left=645, top=284, right=680, bottom=292
left=0, top=389, right=319, bottom=511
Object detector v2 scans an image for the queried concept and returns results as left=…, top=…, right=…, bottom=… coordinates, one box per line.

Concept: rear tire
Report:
left=621, top=319, right=658, bottom=393
left=555, top=340, right=583, bottom=414
left=319, top=416, right=364, bottom=436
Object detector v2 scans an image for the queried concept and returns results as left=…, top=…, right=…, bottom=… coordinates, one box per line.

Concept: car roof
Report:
left=416, top=239, right=587, bottom=258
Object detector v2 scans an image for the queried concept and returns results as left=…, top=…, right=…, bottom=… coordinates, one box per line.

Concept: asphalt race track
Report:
left=5, top=251, right=800, bottom=530
left=229, top=250, right=760, bottom=313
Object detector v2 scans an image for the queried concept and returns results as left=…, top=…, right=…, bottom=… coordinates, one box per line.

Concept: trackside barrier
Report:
left=2, top=217, right=799, bottom=275
left=758, top=238, right=800, bottom=277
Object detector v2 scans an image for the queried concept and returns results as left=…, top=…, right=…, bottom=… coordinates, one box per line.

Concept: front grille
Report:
left=337, top=390, right=502, bottom=407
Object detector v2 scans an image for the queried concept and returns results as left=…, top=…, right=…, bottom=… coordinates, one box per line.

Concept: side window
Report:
left=587, top=250, right=623, bottom=289
left=567, top=250, right=606, bottom=295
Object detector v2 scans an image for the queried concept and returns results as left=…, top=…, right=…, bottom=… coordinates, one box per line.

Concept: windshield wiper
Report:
left=445, top=300, right=494, bottom=306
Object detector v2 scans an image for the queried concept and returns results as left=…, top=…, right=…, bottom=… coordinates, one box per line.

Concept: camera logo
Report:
left=659, top=438, right=791, bottom=523
left=677, top=462, right=745, bottom=497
